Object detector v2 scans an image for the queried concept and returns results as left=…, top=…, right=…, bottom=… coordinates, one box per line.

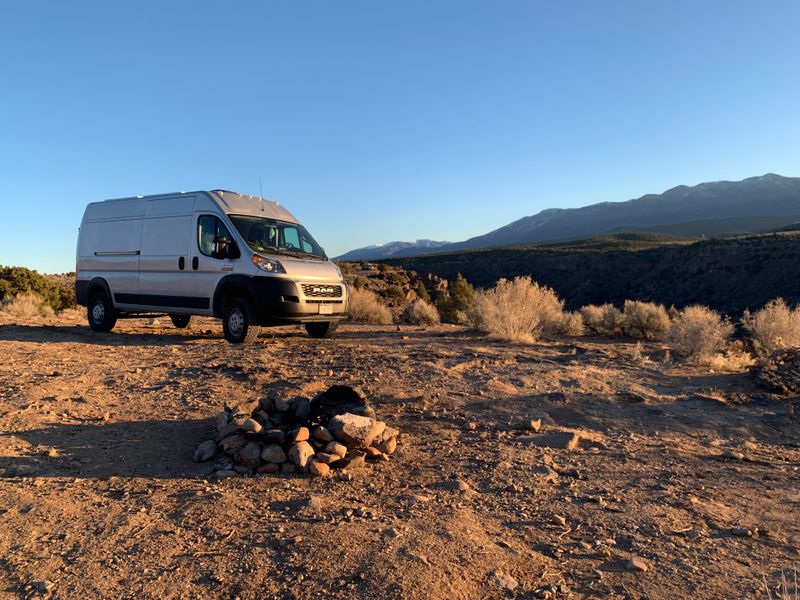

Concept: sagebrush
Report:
left=622, top=300, right=670, bottom=340
left=347, top=288, right=393, bottom=324
left=469, top=276, right=564, bottom=343
left=742, top=298, right=800, bottom=358
left=404, top=299, right=440, bottom=325
left=1, top=292, right=55, bottom=318
left=0, top=266, right=74, bottom=312
left=581, top=303, right=624, bottom=336
left=666, top=305, right=733, bottom=362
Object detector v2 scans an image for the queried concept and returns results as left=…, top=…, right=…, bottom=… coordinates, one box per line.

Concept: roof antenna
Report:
left=258, top=177, right=264, bottom=211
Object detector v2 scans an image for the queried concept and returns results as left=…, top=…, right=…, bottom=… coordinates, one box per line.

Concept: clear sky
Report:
left=2, top=1, right=799, bottom=272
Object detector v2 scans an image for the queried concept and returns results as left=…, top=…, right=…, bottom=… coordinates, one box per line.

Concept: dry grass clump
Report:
left=560, top=311, right=584, bottom=335
left=348, top=288, right=393, bottom=325
left=469, top=276, right=564, bottom=343
left=742, top=298, right=800, bottom=359
left=665, top=305, right=733, bottom=363
left=0, top=292, right=55, bottom=318
left=404, top=299, right=440, bottom=325
left=622, top=300, right=670, bottom=340
left=581, top=303, right=624, bottom=336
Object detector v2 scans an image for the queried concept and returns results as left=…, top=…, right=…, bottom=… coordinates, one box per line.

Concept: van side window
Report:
left=197, top=216, right=233, bottom=258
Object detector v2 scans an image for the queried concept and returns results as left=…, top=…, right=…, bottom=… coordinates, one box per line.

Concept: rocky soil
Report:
left=0, top=313, right=798, bottom=599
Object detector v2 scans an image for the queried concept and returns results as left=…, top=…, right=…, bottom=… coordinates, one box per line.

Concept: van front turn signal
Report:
left=252, top=254, right=286, bottom=273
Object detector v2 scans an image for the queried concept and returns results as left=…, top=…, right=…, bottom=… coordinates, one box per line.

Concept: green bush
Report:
left=436, top=273, right=475, bottom=324
left=0, top=266, right=74, bottom=312
left=377, top=263, right=389, bottom=273
left=381, top=285, right=407, bottom=304
left=352, top=276, right=366, bottom=291
left=415, top=280, right=431, bottom=303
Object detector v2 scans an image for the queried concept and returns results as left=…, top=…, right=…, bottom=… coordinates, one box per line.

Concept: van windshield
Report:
left=228, top=215, right=327, bottom=259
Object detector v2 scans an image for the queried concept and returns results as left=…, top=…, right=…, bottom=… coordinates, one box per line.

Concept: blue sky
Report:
left=2, top=1, right=799, bottom=272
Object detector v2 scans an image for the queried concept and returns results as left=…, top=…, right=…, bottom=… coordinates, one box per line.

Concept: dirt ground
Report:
left=0, top=313, right=798, bottom=600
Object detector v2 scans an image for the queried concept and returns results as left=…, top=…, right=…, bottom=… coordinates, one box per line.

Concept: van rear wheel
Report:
left=170, top=314, right=192, bottom=329
left=222, top=297, right=260, bottom=343
left=88, top=291, right=117, bottom=332
left=305, top=322, right=337, bottom=339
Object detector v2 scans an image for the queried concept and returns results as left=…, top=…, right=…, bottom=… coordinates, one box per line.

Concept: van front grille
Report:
left=301, top=284, right=342, bottom=299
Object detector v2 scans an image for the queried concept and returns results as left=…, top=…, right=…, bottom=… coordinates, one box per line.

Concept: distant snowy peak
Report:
left=336, top=239, right=451, bottom=261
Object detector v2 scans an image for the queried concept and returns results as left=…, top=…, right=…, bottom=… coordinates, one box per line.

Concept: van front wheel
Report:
left=305, top=322, right=337, bottom=339
left=88, top=292, right=117, bottom=332
left=222, top=297, right=260, bottom=343
left=170, top=314, right=192, bottom=329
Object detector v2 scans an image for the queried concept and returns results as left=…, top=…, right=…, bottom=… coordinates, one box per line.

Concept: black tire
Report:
left=222, top=297, right=260, bottom=343
left=170, top=314, right=192, bottom=329
left=87, top=291, right=117, bottom=332
left=305, top=322, right=337, bottom=339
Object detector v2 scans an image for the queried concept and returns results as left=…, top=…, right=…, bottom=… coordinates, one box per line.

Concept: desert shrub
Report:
left=405, top=299, right=440, bottom=325
left=580, top=304, right=604, bottom=334
left=1, top=291, right=55, bottom=318
left=348, top=288, right=393, bottom=324
left=622, top=300, right=670, bottom=340
left=665, top=305, right=734, bottom=363
left=352, top=276, right=366, bottom=291
left=437, top=273, right=475, bottom=324
left=560, top=310, right=584, bottom=335
left=415, top=280, right=431, bottom=303
left=381, top=285, right=407, bottom=305
left=0, top=266, right=74, bottom=312
left=469, top=276, right=564, bottom=343
left=336, top=262, right=357, bottom=277
left=377, top=263, right=389, bottom=273
left=742, top=298, right=800, bottom=358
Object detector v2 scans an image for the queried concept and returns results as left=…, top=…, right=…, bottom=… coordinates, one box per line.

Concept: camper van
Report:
left=75, top=190, right=349, bottom=343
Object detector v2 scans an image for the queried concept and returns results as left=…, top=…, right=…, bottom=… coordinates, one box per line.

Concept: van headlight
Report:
left=252, top=255, right=286, bottom=273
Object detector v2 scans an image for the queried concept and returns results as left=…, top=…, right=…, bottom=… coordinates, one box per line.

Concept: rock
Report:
left=233, top=464, right=252, bottom=474
left=383, top=527, right=401, bottom=538
left=219, top=435, right=248, bottom=454
left=313, top=426, right=334, bottom=443
left=294, top=399, right=311, bottom=420
left=372, top=420, right=387, bottom=440
left=332, top=453, right=366, bottom=470
left=441, top=479, right=471, bottom=492
left=34, top=580, right=55, bottom=593
left=524, top=430, right=581, bottom=450
left=315, top=452, right=338, bottom=464
left=193, top=440, right=217, bottom=462
left=262, top=429, right=286, bottom=445
left=532, top=465, right=559, bottom=483
left=375, top=426, right=400, bottom=445
left=215, top=469, right=237, bottom=478
left=528, top=418, right=542, bottom=432
left=257, top=462, right=280, bottom=474
left=280, top=462, right=297, bottom=474
left=240, top=418, right=262, bottom=434
left=289, top=441, right=315, bottom=469
left=214, top=411, right=230, bottom=432
left=552, top=514, right=567, bottom=526
left=238, top=441, right=263, bottom=469
left=309, top=460, right=330, bottom=477
left=491, top=570, right=518, bottom=592
left=310, top=385, right=371, bottom=420
left=364, top=446, right=383, bottom=459
left=721, top=449, right=745, bottom=460
left=325, top=441, right=348, bottom=458
left=274, top=397, right=290, bottom=412
left=376, top=436, right=397, bottom=455
left=627, top=556, right=649, bottom=572
left=328, top=413, right=380, bottom=447
left=217, top=420, right=245, bottom=440
left=261, top=444, right=287, bottom=464
left=287, top=426, right=310, bottom=443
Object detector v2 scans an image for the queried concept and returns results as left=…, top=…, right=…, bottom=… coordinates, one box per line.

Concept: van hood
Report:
left=276, top=257, right=342, bottom=281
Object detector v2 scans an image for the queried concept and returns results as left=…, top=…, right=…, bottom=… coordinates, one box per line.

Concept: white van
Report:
left=75, top=190, right=349, bottom=343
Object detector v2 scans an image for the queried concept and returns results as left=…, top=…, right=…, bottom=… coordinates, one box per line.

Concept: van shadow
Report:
left=0, top=324, right=215, bottom=346
left=1, top=418, right=217, bottom=480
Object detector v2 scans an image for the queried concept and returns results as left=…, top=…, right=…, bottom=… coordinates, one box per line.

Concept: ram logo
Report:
left=313, top=286, right=335, bottom=294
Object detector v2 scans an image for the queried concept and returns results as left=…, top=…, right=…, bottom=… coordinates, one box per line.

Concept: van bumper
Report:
left=215, top=275, right=348, bottom=326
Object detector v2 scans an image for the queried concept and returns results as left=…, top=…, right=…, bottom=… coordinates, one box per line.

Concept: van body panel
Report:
left=76, top=190, right=349, bottom=335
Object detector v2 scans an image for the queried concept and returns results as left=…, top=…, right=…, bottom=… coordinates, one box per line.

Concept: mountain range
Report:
left=336, top=174, right=800, bottom=260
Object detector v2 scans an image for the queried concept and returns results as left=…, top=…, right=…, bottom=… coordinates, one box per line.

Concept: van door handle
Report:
left=192, top=257, right=198, bottom=270
left=178, top=257, right=185, bottom=270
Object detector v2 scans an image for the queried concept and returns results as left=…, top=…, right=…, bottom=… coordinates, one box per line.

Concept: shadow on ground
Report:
left=1, top=418, right=215, bottom=479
